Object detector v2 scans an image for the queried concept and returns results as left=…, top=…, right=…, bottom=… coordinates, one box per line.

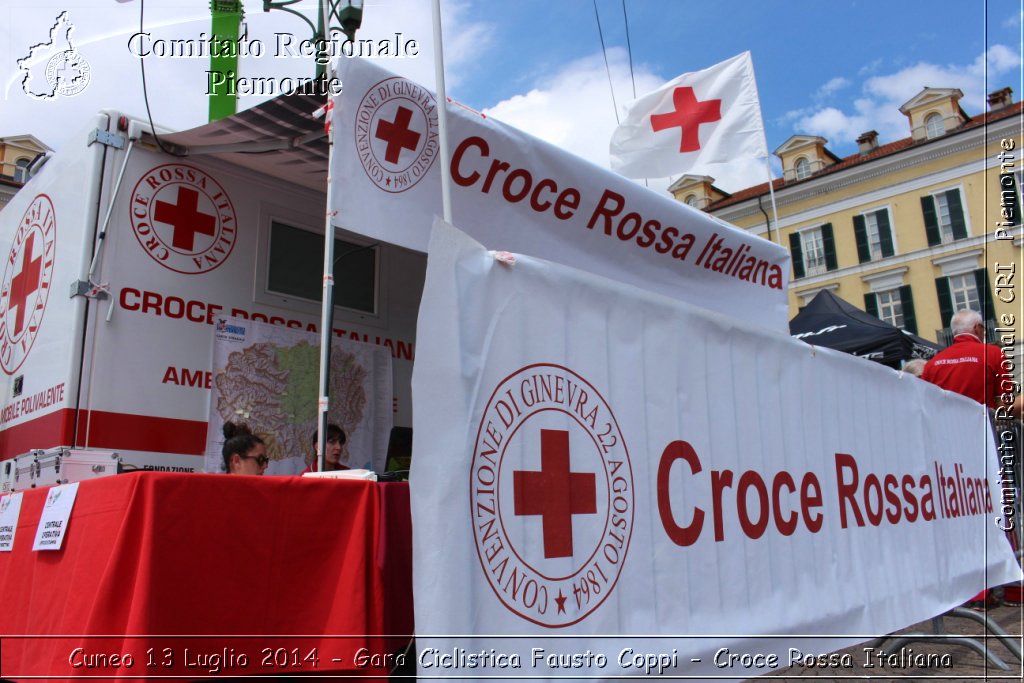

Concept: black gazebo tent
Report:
left=790, top=290, right=941, bottom=368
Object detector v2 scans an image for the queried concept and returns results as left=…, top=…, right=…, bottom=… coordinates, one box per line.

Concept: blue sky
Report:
left=1, top=1, right=1021, bottom=194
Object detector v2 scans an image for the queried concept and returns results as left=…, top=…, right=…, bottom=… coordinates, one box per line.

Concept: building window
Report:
left=803, top=229, right=826, bottom=275
left=267, top=221, right=377, bottom=314
left=788, top=223, right=836, bottom=279
left=853, top=208, right=894, bottom=263
left=920, top=188, right=967, bottom=246
left=947, top=273, right=980, bottom=312
left=794, top=157, right=811, bottom=180
left=876, top=289, right=904, bottom=327
left=13, top=158, right=30, bottom=183
left=865, top=285, right=917, bottom=334
left=684, top=194, right=698, bottom=208
left=935, top=269, right=990, bottom=328
left=935, top=193, right=954, bottom=242
left=935, top=269, right=995, bottom=341
left=924, top=113, right=945, bottom=139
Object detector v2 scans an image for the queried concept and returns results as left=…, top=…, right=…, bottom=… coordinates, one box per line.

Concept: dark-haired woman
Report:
left=303, top=423, right=348, bottom=473
left=222, top=422, right=268, bottom=475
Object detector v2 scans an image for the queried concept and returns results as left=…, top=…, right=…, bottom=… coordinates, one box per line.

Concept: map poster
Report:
left=204, top=317, right=394, bottom=475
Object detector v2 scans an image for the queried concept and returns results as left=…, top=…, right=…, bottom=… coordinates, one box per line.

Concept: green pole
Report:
left=314, top=0, right=326, bottom=79
left=209, top=0, right=244, bottom=122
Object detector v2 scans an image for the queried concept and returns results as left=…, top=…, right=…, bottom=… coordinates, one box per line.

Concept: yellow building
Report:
left=0, top=135, right=51, bottom=211
left=673, top=87, right=1021, bottom=363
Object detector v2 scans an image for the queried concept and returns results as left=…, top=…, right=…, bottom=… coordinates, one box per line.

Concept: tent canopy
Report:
left=790, top=290, right=940, bottom=367
left=159, top=91, right=328, bottom=191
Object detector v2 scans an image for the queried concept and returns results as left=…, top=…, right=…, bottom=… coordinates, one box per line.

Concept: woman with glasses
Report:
left=222, top=422, right=268, bottom=475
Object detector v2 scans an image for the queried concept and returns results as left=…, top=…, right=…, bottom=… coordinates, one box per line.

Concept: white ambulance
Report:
left=0, top=98, right=424, bottom=475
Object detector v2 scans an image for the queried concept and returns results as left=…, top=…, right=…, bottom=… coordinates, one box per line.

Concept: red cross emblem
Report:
left=375, top=106, right=422, bottom=164
left=471, top=365, right=634, bottom=627
left=471, top=364, right=634, bottom=627
left=129, top=164, right=237, bottom=275
left=153, top=187, right=217, bottom=251
left=513, top=429, right=597, bottom=559
left=650, top=86, right=722, bottom=153
left=8, top=233, right=42, bottom=337
left=0, top=194, right=56, bottom=375
left=355, top=77, right=439, bottom=194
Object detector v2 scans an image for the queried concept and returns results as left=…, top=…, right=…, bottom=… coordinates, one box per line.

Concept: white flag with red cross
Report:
left=610, top=51, right=768, bottom=179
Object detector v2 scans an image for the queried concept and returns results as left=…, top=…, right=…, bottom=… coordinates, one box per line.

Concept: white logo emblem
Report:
left=18, top=12, right=91, bottom=100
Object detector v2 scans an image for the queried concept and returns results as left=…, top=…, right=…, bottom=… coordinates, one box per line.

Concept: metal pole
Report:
left=764, top=156, right=781, bottom=243
left=314, top=0, right=326, bottom=79
left=431, top=0, right=453, bottom=223
left=315, top=0, right=336, bottom=472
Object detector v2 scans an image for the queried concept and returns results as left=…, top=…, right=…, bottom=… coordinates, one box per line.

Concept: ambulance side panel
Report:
left=0, top=115, right=112, bottom=460
left=76, top=143, right=423, bottom=470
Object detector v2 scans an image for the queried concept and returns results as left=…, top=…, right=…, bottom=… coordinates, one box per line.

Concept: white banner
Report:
left=332, top=58, right=790, bottom=334
left=410, top=221, right=1021, bottom=680
left=204, top=317, right=393, bottom=474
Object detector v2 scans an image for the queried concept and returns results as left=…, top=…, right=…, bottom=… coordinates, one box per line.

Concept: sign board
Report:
left=410, top=220, right=1021, bottom=679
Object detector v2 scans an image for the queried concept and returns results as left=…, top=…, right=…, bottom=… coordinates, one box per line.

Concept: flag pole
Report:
left=763, top=156, right=780, bottom=243
left=431, top=0, right=453, bottom=223
left=316, top=0, right=337, bottom=472
left=747, top=53, right=780, bottom=243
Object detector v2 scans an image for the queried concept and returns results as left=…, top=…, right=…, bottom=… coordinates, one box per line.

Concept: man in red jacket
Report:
left=923, top=309, right=1015, bottom=608
left=922, top=309, right=1004, bottom=409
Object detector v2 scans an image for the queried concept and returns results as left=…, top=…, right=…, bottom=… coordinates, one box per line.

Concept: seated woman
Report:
left=304, top=423, right=348, bottom=473
left=222, top=422, right=268, bottom=475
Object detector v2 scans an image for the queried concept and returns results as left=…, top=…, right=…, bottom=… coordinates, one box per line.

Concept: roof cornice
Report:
left=714, top=114, right=1020, bottom=225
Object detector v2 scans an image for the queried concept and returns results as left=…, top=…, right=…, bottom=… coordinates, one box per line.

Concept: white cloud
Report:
left=484, top=51, right=636, bottom=168
left=814, top=77, right=850, bottom=99
left=985, top=44, right=1021, bottom=73
left=795, top=107, right=866, bottom=142
left=858, top=58, right=883, bottom=77
left=439, top=0, right=495, bottom=82
left=788, top=45, right=1022, bottom=152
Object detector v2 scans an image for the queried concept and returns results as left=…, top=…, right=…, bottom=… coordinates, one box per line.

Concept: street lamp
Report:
left=263, top=0, right=363, bottom=77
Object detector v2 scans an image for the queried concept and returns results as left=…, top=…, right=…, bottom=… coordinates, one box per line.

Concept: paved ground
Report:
left=758, top=602, right=1023, bottom=681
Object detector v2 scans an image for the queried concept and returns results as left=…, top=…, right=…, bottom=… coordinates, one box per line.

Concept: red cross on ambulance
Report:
left=153, top=187, right=217, bottom=252
left=7, top=233, right=42, bottom=337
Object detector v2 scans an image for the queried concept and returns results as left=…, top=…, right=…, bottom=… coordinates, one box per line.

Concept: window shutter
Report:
left=974, top=268, right=994, bottom=321
left=821, top=223, right=838, bottom=271
left=947, top=190, right=967, bottom=240
left=864, top=292, right=879, bottom=317
left=789, top=232, right=805, bottom=279
left=899, top=285, right=917, bottom=334
left=853, top=215, right=870, bottom=263
left=877, top=210, right=894, bottom=257
left=921, top=195, right=941, bottom=246
left=935, top=277, right=953, bottom=331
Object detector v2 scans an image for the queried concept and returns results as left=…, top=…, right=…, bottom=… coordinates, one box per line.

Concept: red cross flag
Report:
left=610, top=51, right=768, bottom=179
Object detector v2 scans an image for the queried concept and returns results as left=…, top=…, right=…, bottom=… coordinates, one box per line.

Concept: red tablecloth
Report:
left=0, top=472, right=413, bottom=680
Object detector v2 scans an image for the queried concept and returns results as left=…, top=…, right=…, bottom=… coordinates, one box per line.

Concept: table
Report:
left=0, top=472, right=413, bottom=680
